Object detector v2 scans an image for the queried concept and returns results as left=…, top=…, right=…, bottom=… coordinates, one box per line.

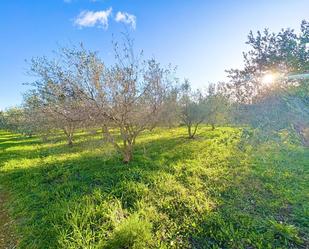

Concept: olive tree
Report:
left=226, top=20, right=309, bottom=104
left=27, top=49, right=91, bottom=146
left=157, top=86, right=181, bottom=128
left=204, top=83, right=230, bottom=130
left=26, top=37, right=176, bottom=161
left=0, top=107, right=22, bottom=132
left=22, top=92, right=58, bottom=141
left=44, top=39, right=174, bottom=163
left=225, top=20, right=309, bottom=145
left=180, top=80, right=207, bottom=139
left=64, top=39, right=176, bottom=162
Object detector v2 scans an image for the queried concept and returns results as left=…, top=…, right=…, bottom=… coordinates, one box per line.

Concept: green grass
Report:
left=0, top=127, right=308, bottom=248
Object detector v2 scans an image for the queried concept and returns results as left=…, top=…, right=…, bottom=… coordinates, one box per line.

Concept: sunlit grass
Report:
left=0, top=127, right=308, bottom=248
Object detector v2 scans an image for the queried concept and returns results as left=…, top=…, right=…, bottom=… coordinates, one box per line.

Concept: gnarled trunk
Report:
left=63, top=127, right=74, bottom=146
left=188, top=123, right=199, bottom=139
left=102, top=125, right=136, bottom=163
left=67, top=134, right=73, bottom=146
left=123, top=145, right=133, bottom=163
left=122, top=138, right=134, bottom=163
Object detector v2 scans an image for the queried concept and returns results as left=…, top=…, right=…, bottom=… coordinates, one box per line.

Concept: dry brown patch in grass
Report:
left=0, top=191, right=17, bottom=249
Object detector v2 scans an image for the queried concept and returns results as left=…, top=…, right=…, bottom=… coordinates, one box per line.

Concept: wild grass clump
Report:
left=106, top=214, right=152, bottom=249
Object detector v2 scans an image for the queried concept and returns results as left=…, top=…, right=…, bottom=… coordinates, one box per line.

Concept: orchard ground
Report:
left=0, top=127, right=308, bottom=248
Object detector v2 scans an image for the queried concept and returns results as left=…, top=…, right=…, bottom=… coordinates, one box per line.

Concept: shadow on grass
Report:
left=0, top=131, right=197, bottom=248
left=0, top=139, right=42, bottom=150
left=0, top=134, right=108, bottom=168
left=187, top=143, right=309, bottom=249
left=0, top=129, right=307, bottom=248
left=0, top=128, right=243, bottom=248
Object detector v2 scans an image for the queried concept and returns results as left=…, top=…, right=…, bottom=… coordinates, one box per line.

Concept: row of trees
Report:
left=0, top=37, right=231, bottom=162
left=2, top=20, right=309, bottom=162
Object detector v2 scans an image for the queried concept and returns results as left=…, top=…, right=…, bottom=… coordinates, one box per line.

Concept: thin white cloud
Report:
left=115, top=11, right=136, bottom=29
left=74, top=8, right=112, bottom=29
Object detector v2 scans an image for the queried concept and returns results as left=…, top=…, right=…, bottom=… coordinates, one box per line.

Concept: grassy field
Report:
left=0, top=127, right=308, bottom=249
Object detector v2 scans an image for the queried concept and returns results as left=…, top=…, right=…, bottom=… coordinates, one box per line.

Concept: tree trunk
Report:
left=63, top=129, right=73, bottom=146
left=188, top=124, right=193, bottom=139
left=188, top=123, right=199, bottom=139
left=191, top=124, right=199, bottom=138
left=211, top=123, right=215, bottom=130
left=42, top=134, right=48, bottom=142
left=102, top=127, right=105, bottom=141
left=67, top=133, right=73, bottom=146
left=123, top=142, right=133, bottom=163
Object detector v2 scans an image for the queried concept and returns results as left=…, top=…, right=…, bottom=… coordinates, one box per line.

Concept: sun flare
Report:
left=261, top=73, right=276, bottom=85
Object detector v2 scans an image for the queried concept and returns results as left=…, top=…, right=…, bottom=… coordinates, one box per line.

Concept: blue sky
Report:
left=1, top=0, right=309, bottom=109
